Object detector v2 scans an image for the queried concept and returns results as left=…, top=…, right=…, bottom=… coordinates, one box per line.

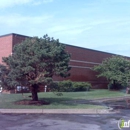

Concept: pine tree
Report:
left=0, top=35, right=71, bottom=101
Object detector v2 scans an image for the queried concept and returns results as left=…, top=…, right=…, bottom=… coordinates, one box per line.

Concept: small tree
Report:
left=93, top=56, right=130, bottom=89
left=0, top=35, right=71, bottom=101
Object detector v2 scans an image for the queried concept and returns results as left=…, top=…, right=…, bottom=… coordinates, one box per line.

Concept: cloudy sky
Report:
left=0, top=0, right=130, bottom=56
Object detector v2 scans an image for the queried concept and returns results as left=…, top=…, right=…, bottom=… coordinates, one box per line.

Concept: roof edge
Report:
left=0, top=33, right=30, bottom=38
left=0, top=33, right=129, bottom=58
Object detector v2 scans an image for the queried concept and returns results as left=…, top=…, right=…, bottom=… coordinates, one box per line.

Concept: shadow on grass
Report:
left=39, top=97, right=77, bottom=106
left=14, top=97, right=78, bottom=106
left=39, top=97, right=106, bottom=107
left=14, top=96, right=108, bottom=107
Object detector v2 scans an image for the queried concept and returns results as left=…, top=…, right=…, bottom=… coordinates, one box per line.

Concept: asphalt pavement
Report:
left=0, top=109, right=130, bottom=130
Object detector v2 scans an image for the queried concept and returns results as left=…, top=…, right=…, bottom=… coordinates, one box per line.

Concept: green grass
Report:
left=0, top=89, right=129, bottom=109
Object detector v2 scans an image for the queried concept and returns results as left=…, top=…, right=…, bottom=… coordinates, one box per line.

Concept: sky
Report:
left=0, top=0, right=130, bottom=56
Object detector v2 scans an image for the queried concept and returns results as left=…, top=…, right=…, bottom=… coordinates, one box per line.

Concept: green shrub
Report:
left=45, top=81, right=92, bottom=92
left=108, top=83, right=125, bottom=90
left=53, top=80, right=91, bottom=92
left=48, top=82, right=59, bottom=92
left=58, top=80, right=73, bottom=92
left=73, top=82, right=91, bottom=92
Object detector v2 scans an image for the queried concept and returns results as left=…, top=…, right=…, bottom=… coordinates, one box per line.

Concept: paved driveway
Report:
left=0, top=110, right=130, bottom=130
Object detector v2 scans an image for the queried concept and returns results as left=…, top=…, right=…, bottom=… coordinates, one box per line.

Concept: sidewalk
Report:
left=0, top=108, right=117, bottom=114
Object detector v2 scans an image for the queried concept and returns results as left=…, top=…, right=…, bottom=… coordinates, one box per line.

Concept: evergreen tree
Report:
left=0, top=35, right=71, bottom=101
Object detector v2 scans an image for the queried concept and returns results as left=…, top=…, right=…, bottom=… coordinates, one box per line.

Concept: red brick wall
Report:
left=12, top=34, right=28, bottom=47
left=0, top=34, right=116, bottom=89
left=0, top=34, right=29, bottom=64
left=53, top=45, right=114, bottom=88
left=0, top=35, right=13, bottom=64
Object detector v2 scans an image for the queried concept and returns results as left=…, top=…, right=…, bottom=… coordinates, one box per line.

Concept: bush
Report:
left=73, top=82, right=91, bottom=92
left=48, top=80, right=92, bottom=92
left=53, top=80, right=92, bottom=92
left=48, top=82, right=59, bottom=92
left=108, top=83, right=125, bottom=90
left=58, top=80, right=73, bottom=92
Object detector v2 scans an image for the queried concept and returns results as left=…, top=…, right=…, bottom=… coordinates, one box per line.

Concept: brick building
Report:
left=0, top=33, right=119, bottom=88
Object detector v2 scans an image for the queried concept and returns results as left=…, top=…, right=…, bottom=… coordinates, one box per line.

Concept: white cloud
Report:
left=0, top=14, right=53, bottom=27
left=32, top=0, right=53, bottom=5
left=106, top=0, right=130, bottom=3
left=0, top=0, right=32, bottom=7
left=48, top=24, right=92, bottom=36
left=0, top=0, right=53, bottom=8
left=42, top=0, right=53, bottom=3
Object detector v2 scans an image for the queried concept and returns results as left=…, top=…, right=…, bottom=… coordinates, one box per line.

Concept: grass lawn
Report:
left=0, top=89, right=129, bottom=109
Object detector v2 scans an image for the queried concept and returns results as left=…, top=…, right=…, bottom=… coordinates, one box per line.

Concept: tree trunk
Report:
left=113, top=80, right=117, bottom=89
left=31, top=84, right=39, bottom=101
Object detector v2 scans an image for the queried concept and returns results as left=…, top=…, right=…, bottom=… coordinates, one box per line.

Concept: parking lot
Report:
left=0, top=109, right=130, bottom=130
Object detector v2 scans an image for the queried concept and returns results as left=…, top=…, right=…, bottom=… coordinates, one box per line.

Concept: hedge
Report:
left=48, top=80, right=91, bottom=92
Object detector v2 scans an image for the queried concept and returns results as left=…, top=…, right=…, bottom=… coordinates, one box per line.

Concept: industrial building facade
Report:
left=0, top=33, right=116, bottom=88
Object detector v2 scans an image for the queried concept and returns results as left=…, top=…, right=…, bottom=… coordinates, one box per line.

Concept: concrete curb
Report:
left=0, top=109, right=118, bottom=114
